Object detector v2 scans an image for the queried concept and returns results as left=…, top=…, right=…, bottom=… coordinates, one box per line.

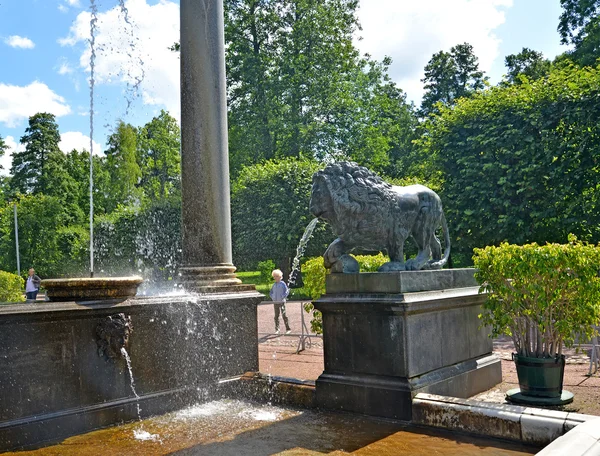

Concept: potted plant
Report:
left=473, top=235, right=600, bottom=405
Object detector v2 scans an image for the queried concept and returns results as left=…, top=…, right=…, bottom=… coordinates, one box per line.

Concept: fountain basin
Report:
left=41, top=277, right=144, bottom=301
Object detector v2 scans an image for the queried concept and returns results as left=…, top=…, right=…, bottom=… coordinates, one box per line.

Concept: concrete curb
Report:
left=412, top=393, right=596, bottom=447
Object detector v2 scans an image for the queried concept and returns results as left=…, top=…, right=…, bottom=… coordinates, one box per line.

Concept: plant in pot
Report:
left=473, top=235, right=600, bottom=405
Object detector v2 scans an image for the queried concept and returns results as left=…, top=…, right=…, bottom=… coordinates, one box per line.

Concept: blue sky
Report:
left=0, top=0, right=569, bottom=174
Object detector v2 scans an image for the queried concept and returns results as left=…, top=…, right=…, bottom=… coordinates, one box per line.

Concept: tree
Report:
left=421, top=43, right=487, bottom=116
left=10, top=113, right=61, bottom=195
left=137, top=110, right=181, bottom=201
left=231, top=157, right=332, bottom=278
left=558, top=0, right=600, bottom=66
left=504, top=48, right=551, bottom=84
left=0, top=135, right=7, bottom=173
left=224, top=0, right=418, bottom=176
left=0, top=194, right=67, bottom=277
left=105, top=121, right=142, bottom=211
left=421, top=63, right=600, bottom=264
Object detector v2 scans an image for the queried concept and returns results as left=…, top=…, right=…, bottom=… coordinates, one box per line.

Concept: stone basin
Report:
left=41, top=276, right=144, bottom=301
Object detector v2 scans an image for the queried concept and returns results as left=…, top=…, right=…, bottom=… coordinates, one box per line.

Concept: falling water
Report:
left=288, top=218, right=319, bottom=286
left=120, top=347, right=161, bottom=441
left=117, top=0, right=145, bottom=114
left=120, top=347, right=142, bottom=420
left=88, top=0, right=97, bottom=278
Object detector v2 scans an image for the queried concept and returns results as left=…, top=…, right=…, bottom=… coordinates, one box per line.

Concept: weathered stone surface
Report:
left=413, top=393, right=598, bottom=449
left=326, top=268, right=478, bottom=294
left=41, top=276, right=143, bottom=301
left=412, top=394, right=522, bottom=442
left=0, top=291, right=262, bottom=451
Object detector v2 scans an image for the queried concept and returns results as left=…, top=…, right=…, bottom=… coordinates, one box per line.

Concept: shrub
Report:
left=0, top=270, right=25, bottom=303
left=474, top=235, right=600, bottom=357
left=302, top=253, right=390, bottom=334
left=257, top=259, right=276, bottom=282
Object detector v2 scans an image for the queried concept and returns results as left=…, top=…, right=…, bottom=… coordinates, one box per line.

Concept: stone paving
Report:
left=258, top=301, right=600, bottom=415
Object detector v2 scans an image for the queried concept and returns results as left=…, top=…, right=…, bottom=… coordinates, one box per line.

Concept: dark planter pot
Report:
left=513, top=353, right=565, bottom=398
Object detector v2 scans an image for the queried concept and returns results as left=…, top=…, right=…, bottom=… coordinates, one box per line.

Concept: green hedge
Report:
left=302, top=253, right=389, bottom=334
left=0, top=270, right=25, bottom=303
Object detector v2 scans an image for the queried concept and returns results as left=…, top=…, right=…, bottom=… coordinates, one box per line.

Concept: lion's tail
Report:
left=431, top=211, right=451, bottom=269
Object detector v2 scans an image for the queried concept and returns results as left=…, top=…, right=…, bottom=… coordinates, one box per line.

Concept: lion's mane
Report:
left=314, top=162, right=393, bottom=246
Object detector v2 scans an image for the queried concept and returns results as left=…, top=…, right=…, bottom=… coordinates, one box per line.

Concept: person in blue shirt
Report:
left=269, top=269, right=291, bottom=335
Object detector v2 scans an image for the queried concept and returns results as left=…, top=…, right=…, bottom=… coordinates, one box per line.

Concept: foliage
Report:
left=231, top=157, right=332, bottom=277
left=503, top=48, right=551, bottom=84
left=0, top=270, right=24, bottom=303
left=0, top=194, right=67, bottom=277
left=558, top=0, right=600, bottom=66
left=0, top=135, right=7, bottom=173
left=301, top=253, right=389, bottom=334
left=301, top=256, right=328, bottom=301
left=137, top=110, right=181, bottom=201
left=420, top=42, right=487, bottom=116
left=257, top=259, right=276, bottom=282
left=105, top=121, right=142, bottom=211
left=421, top=63, right=600, bottom=263
left=10, top=113, right=61, bottom=195
left=474, top=236, right=600, bottom=358
left=224, top=0, right=417, bottom=177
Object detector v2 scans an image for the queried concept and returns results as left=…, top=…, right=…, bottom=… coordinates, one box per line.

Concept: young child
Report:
left=269, top=269, right=291, bottom=335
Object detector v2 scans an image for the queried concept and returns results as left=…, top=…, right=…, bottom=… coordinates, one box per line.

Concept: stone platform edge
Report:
left=412, top=392, right=597, bottom=448
left=325, top=268, right=478, bottom=294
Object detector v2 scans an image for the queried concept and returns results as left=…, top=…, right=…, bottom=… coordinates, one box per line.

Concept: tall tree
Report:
left=558, top=0, right=600, bottom=65
left=504, top=48, right=551, bottom=84
left=224, top=0, right=417, bottom=176
left=0, top=135, right=7, bottom=173
left=137, top=110, right=181, bottom=201
left=421, top=43, right=487, bottom=116
left=10, top=113, right=61, bottom=195
left=105, top=121, right=142, bottom=211
left=225, top=0, right=280, bottom=170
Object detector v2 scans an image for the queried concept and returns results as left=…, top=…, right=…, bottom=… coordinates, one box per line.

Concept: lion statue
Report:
left=309, top=161, right=450, bottom=273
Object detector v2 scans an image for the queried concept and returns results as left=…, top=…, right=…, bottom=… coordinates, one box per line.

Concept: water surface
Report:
left=8, top=399, right=537, bottom=455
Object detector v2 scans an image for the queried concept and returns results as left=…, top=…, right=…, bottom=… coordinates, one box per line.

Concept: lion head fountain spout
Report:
left=309, top=162, right=450, bottom=273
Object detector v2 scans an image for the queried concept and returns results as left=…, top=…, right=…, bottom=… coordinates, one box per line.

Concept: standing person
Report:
left=269, top=269, right=291, bottom=335
left=25, top=268, right=41, bottom=301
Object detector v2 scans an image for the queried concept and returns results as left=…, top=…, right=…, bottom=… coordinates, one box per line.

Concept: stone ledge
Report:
left=412, top=392, right=596, bottom=448
left=326, top=268, right=478, bottom=294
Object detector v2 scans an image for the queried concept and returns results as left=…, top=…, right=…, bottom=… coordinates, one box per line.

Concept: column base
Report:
left=178, top=264, right=256, bottom=293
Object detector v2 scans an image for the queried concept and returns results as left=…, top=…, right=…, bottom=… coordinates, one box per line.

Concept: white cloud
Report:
left=67, top=0, right=81, bottom=6
left=0, top=81, right=72, bottom=128
left=58, top=60, right=74, bottom=75
left=0, top=136, right=24, bottom=176
left=355, top=0, right=513, bottom=104
left=60, top=131, right=102, bottom=155
left=4, top=35, right=35, bottom=49
left=59, top=0, right=180, bottom=120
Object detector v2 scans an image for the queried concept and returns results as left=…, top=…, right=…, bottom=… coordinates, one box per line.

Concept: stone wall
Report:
left=0, top=292, right=262, bottom=450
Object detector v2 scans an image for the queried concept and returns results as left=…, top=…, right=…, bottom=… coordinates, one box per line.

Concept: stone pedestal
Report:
left=314, top=268, right=502, bottom=421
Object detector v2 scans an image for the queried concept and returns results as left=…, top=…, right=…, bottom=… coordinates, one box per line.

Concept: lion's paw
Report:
left=404, top=259, right=423, bottom=271
left=378, top=261, right=406, bottom=272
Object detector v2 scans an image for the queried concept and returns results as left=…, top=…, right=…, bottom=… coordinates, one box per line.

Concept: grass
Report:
left=237, top=270, right=311, bottom=300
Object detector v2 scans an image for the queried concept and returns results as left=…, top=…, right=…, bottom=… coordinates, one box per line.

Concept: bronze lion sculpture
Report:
left=309, top=162, right=450, bottom=273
